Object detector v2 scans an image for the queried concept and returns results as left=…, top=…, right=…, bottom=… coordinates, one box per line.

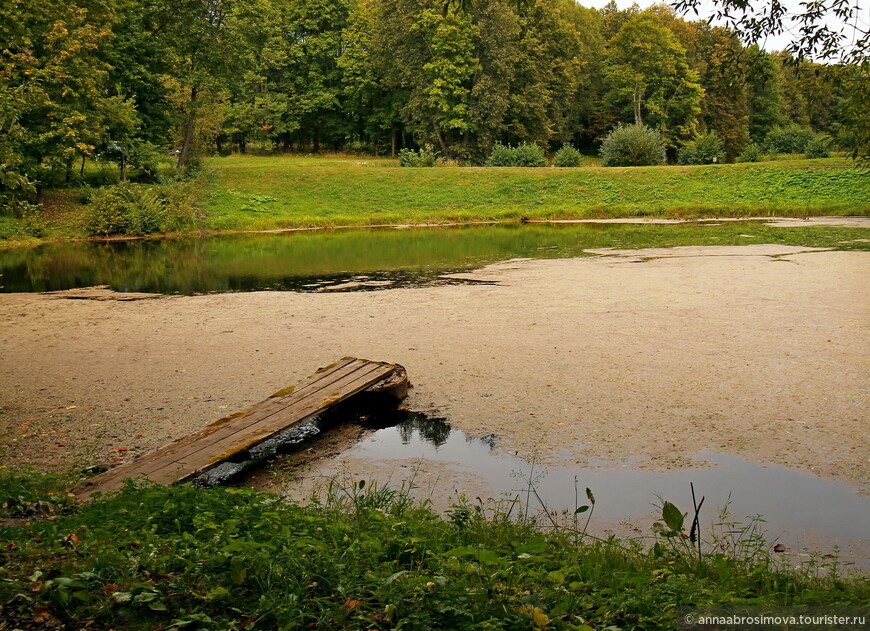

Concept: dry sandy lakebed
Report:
left=1, top=241, right=868, bottom=536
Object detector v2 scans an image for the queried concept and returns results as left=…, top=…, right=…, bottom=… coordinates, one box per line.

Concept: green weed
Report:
left=0, top=471, right=865, bottom=630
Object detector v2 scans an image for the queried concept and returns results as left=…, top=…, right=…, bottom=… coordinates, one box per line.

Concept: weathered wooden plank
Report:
left=71, top=358, right=403, bottom=500
left=144, top=363, right=391, bottom=481
left=112, top=359, right=367, bottom=471
left=80, top=358, right=367, bottom=482
left=135, top=361, right=384, bottom=476
left=73, top=360, right=392, bottom=498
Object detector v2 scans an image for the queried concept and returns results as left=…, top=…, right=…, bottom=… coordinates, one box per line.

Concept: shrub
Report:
left=84, top=184, right=166, bottom=235
left=763, top=126, right=816, bottom=154
left=511, top=142, right=547, bottom=167
left=678, top=132, right=724, bottom=165
left=82, top=179, right=205, bottom=236
left=177, top=153, right=204, bottom=179
left=484, top=142, right=515, bottom=166
left=485, top=142, right=547, bottom=167
left=129, top=141, right=166, bottom=182
left=18, top=205, right=47, bottom=237
left=805, top=135, right=831, bottom=158
left=160, top=178, right=206, bottom=231
left=553, top=144, right=583, bottom=167
left=600, top=124, right=666, bottom=167
left=737, top=143, right=763, bottom=163
left=398, top=144, right=438, bottom=167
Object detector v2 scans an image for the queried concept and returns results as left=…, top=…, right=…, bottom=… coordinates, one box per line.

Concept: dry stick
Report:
left=532, top=486, right=560, bottom=530
left=574, top=476, right=580, bottom=545
left=504, top=494, right=520, bottom=521
left=689, top=482, right=706, bottom=564
left=581, top=488, right=596, bottom=542
left=523, top=459, right=536, bottom=523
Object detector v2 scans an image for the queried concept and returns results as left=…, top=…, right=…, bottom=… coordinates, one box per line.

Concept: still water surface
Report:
left=339, top=414, right=870, bottom=547
left=1, top=221, right=866, bottom=294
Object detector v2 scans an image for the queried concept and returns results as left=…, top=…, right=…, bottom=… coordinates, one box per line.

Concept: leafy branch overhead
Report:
left=671, top=0, right=869, bottom=64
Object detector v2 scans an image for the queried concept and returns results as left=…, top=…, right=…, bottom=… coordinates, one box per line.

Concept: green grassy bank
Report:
left=0, top=471, right=866, bottom=630
left=203, top=156, right=870, bottom=232
left=2, top=156, right=869, bottom=245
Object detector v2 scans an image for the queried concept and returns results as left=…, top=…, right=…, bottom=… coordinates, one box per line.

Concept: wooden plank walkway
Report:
left=71, top=358, right=404, bottom=500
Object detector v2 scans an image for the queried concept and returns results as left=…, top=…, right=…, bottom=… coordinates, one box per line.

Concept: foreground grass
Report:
left=203, top=156, right=870, bottom=232
left=0, top=471, right=866, bottom=630
left=2, top=156, right=868, bottom=245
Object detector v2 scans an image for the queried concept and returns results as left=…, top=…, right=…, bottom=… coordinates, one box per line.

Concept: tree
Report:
left=672, top=0, right=870, bottom=162
left=161, top=0, right=235, bottom=168
left=694, top=26, right=750, bottom=159
left=0, top=0, right=136, bottom=201
left=339, top=0, right=406, bottom=154
left=835, top=63, right=870, bottom=164
left=502, top=0, right=585, bottom=148
left=559, top=1, right=607, bottom=147
left=746, top=49, right=785, bottom=143
left=604, top=13, right=703, bottom=147
left=400, top=4, right=480, bottom=159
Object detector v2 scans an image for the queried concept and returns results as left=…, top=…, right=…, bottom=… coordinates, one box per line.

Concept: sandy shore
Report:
left=1, top=245, right=868, bottom=497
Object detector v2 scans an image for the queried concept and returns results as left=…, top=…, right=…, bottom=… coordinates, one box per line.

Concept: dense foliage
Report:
left=764, top=126, right=817, bottom=154
left=81, top=178, right=204, bottom=235
left=1, top=0, right=866, bottom=219
left=485, top=142, right=548, bottom=167
left=398, top=145, right=439, bottom=167
left=553, top=144, right=583, bottom=167
left=0, top=472, right=866, bottom=630
left=805, top=136, right=831, bottom=159
left=678, top=132, right=724, bottom=165
left=737, top=143, right=763, bottom=163
left=600, top=124, right=666, bottom=167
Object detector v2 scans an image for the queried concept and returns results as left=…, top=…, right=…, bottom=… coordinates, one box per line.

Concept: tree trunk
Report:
left=432, top=119, right=450, bottom=160
left=80, top=155, right=86, bottom=177
left=391, top=126, right=398, bottom=158
left=633, top=85, right=643, bottom=126
left=313, top=126, right=320, bottom=153
left=177, top=86, right=199, bottom=169
left=120, top=154, right=127, bottom=182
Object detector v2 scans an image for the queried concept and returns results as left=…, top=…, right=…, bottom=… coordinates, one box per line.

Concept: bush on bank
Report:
left=600, top=124, right=667, bottom=167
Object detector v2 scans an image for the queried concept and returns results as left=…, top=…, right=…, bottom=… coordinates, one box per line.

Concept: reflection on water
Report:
left=388, top=412, right=453, bottom=447
left=350, top=414, right=870, bottom=545
left=2, top=221, right=867, bottom=294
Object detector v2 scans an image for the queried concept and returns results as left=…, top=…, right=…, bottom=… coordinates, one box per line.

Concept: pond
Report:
left=265, top=412, right=870, bottom=562
left=1, top=220, right=867, bottom=294
left=2, top=219, right=868, bottom=561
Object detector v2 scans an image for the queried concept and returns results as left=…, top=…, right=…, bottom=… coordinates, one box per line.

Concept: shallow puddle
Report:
left=2, top=221, right=867, bottom=294
left=286, top=413, right=870, bottom=557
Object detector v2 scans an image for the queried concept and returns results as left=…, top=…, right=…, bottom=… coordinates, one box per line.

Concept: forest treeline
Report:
left=1, top=0, right=867, bottom=210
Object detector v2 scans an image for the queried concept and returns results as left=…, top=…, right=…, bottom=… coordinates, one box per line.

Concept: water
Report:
left=2, top=221, right=866, bottom=294
left=334, top=413, right=870, bottom=546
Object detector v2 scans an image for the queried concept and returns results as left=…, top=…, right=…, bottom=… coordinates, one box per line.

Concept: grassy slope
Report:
left=2, top=156, right=868, bottom=245
left=203, top=156, right=870, bottom=231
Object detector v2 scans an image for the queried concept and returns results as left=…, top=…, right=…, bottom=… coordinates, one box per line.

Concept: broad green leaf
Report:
left=662, top=501, right=685, bottom=532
